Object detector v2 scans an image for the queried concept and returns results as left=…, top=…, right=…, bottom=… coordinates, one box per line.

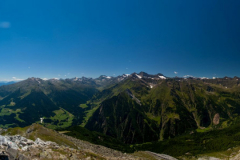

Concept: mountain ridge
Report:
left=1, top=71, right=240, bottom=144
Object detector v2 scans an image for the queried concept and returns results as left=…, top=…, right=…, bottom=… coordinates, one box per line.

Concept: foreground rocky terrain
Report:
left=0, top=124, right=139, bottom=160
left=0, top=123, right=179, bottom=160
left=0, top=134, right=143, bottom=160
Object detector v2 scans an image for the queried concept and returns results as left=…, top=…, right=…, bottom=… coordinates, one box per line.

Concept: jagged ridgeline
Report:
left=1, top=72, right=240, bottom=145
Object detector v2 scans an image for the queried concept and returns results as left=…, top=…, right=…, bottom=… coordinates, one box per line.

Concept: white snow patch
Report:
left=150, top=85, right=153, bottom=88
left=213, top=77, right=216, bottom=79
left=136, top=74, right=142, bottom=79
left=123, top=74, right=130, bottom=77
left=159, top=76, right=166, bottom=79
left=106, top=76, right=111, bottom=79
left=42, top=78, right=48, bottom=81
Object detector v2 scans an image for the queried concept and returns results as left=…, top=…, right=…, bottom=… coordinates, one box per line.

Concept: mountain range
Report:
left=1, top=72, right=240, bottom=159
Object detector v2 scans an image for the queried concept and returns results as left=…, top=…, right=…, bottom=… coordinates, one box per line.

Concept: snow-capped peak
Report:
left=159, top=76, right=166, bottom=79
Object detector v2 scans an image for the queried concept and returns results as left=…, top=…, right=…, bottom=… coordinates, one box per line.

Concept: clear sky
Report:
left=0, top=0, right=240, bottom=81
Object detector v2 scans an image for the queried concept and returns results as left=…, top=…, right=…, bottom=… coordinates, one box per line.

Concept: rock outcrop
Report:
left=0, top=124, right=178, bottom=159
left=0, top=123, right=142, bottom=160
left=213, top=113, right=220, bottom=125
left=0, top=134, right=107, bottom=160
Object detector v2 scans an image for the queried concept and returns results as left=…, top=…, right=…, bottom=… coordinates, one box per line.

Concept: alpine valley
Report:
left=1, top=72, right=240, bottom=159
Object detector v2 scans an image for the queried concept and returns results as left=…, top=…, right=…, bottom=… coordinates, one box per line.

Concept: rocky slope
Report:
left=0, top=124, right=142, bottom=160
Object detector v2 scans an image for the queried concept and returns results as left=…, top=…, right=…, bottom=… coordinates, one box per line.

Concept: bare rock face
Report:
left=0, top=124, right=161, bottom=159
left=0, top=133, right=144, bottom=160
left=213, top=113, right=220, bottom=125
left=0, top=135, right=106, bottom=160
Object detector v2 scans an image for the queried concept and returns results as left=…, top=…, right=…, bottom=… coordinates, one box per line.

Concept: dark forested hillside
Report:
left=86, top=91, right=159, bottom=144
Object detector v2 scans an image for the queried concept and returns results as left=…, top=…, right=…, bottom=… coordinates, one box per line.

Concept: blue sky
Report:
left=0, top=0, right=240, bottom=81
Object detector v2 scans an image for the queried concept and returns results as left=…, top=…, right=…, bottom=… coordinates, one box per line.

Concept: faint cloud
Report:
left=58, top=74, right=61, bottom=76
left=28, top=67, right=31, bottom=69
left=64, top=75, right=66, bottom=76
left=12, top=77, right=24, bottom=81
left=0, top=22, right=11, bottom=28
left=174, top=71, right=178, bottom=74
left=126, top=68, right=128, bottom=69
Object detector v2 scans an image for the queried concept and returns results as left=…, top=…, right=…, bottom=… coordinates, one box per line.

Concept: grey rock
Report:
left=21, top=146, right=29, bottom=151
left=40, top=151, right=52, bottom=159
left=26, top=128, right=33, bottom=134
left=6, top=148, right=18, bottom=160
left=26, top=140, right=34, bottom=145
left=145, top=151, right=178, bottom=160
left=18, top=154, right=29, bottom=160
left=7, top=142, right=19, bottom=150
left=34, top=138, right=45, bottom=145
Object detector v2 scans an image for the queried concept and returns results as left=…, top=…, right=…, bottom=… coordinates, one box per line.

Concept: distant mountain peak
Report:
left=26, top=77, right=43, bottom=83
left=130, top=71, right=166, bottom=80
left=28, top=77, right=40, bottom=80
